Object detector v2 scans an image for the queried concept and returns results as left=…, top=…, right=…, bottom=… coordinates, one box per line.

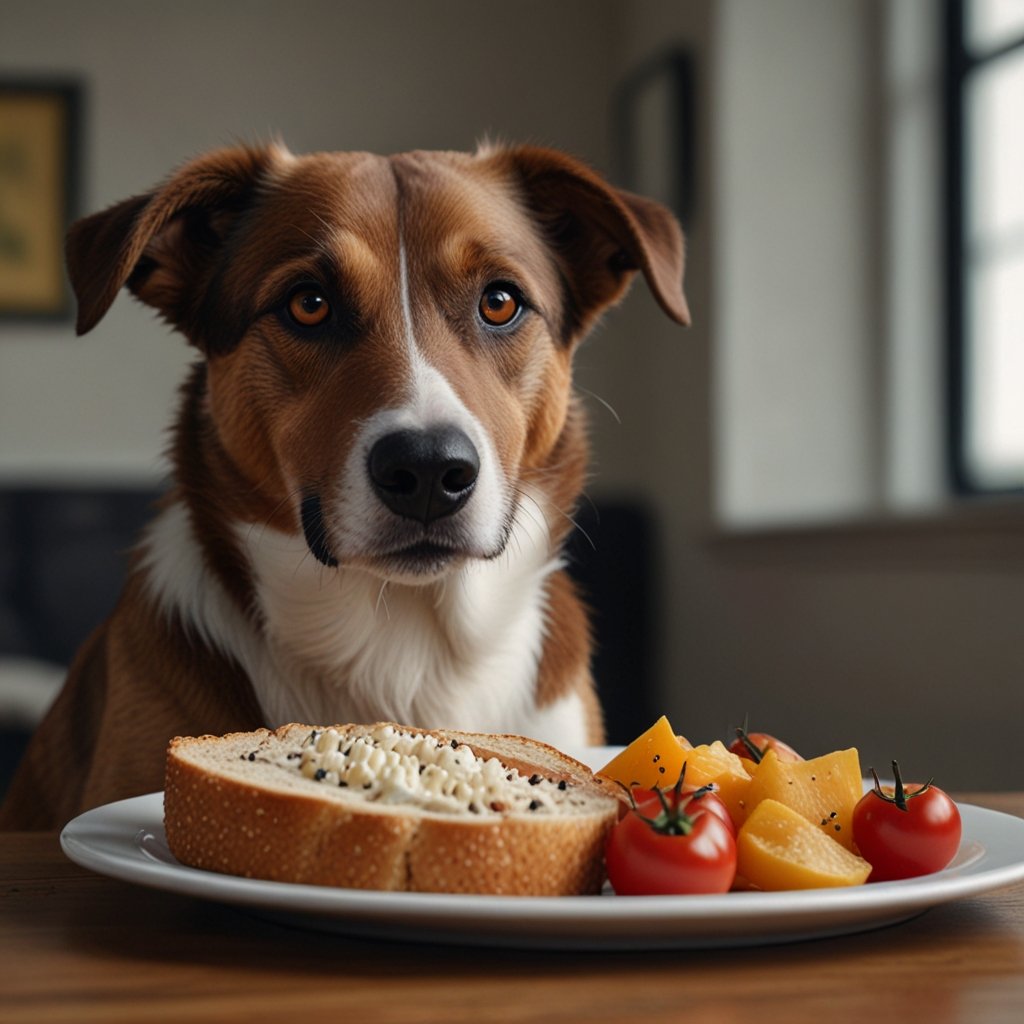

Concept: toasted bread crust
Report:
left=164, top=723, right=616, bottom=895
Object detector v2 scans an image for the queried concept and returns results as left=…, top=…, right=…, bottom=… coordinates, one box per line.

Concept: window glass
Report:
left=967, top=254, right=1024, bottom=487
left=966, top=48, right=1024, bottom=241
left=960, top=35, right=1024, bottom=490
left=968, top=0, right=1024, bottom=54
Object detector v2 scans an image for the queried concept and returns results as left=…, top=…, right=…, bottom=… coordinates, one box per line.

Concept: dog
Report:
left=0, top=142, right=688, bottom=829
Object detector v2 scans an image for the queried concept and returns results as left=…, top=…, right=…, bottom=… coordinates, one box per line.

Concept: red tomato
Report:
left=852, top=761, right=962, bottom=882
left=728, top=728, right=803, bottom=764
left=605, top=784, right=737, bottom=895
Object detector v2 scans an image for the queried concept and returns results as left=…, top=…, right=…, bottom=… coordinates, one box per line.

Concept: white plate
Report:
left=59, top=748, right=1024, bottom=951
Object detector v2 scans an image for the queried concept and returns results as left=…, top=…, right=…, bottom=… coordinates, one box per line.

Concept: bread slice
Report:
left=164, top=722, right=618, bottom=895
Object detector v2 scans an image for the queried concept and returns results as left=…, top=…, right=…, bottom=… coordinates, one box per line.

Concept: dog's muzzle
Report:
left=368, top=424, right=480, bottom=526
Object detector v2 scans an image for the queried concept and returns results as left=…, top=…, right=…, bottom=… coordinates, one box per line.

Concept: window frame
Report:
left=943, top=0, right=1024, bottom=495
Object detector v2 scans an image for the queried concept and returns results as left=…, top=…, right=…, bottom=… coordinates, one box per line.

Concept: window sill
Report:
left=706, top=497, right=1024, bottom=571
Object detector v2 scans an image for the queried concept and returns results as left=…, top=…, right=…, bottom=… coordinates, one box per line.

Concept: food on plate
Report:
left=667, top=741, right=754, bottom=826
left=600, top=716, right=963, bottom=894
left=852, top=761, right=963, bottom=881
left=164, top=722, right=618, bottom=895
left=739, top=747, right=863, bottom=851
left=595, top=715, right=690, bottom=790
left=605, top=776, right=737, bottom=895
left=728, top=726, right=804, bottom=765
left=737, top=798, right=872, bottom=890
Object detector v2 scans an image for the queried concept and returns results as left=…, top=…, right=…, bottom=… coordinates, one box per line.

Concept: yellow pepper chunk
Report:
left=597, top=716, right=687, bottom=790
left=738, top=798, right=871, bottom=890
left=742, top=747, right=863, bottom=850
left=677, top=741, right=753, bottom=827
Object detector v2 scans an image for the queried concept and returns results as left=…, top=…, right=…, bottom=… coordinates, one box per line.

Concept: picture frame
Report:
left=612, top=49, right=694, bottom=226
left=0, top=80, right=81, bottom=321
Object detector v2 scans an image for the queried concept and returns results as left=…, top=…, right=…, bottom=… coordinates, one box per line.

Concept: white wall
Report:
left=713, top=0, right=880, bottom=527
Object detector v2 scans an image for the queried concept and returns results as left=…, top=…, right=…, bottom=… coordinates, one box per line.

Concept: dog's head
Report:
left=68, top=143, right=688, bottom=583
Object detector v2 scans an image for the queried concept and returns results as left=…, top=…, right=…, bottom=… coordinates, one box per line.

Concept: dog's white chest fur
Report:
left=140, top=498, right=588, bottom=747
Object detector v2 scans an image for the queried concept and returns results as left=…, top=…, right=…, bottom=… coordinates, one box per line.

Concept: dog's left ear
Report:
left=496, top=145, right=691, bottom=339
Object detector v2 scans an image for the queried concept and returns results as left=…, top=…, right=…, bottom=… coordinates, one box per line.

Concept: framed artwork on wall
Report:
left=0, top=80, right=81, bottom=321
left=612, top=49, right=694, bottom=227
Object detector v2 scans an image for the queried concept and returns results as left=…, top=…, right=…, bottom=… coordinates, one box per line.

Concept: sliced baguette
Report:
left=164, top=722, right=618, bottom=896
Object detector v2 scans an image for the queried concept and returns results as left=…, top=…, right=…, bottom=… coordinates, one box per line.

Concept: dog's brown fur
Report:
left=0, top=143, right=687, bottom=830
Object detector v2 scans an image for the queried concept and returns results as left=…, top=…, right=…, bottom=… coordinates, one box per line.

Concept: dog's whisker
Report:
left=520, top=487, right=596, bottom=553
left=375, top=581, right=391, bottom=620
left=576, top=385, right=622, bottom=425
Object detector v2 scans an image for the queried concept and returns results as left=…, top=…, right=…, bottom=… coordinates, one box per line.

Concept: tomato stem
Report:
left=619, top=764, right=702, bottom=837
left=868, top=761, right=935, bottom=812
left=734, top=726, right=764, bottom=764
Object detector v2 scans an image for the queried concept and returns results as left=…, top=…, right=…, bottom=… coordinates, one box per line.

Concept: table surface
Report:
left=2, top=793, right=1023, bottom=1024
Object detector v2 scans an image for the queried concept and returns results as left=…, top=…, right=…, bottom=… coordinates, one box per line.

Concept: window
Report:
left=946, top=0, right=1024, bottom=493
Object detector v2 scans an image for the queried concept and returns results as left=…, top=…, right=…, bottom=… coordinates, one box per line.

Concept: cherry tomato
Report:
left=852, top=761, right=962, bottom=882
left=605, top=781, right=737, bottom=895
left=728, top=726, right=803, bottom=765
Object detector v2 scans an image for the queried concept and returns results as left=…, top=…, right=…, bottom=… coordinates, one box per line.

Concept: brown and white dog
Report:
left=0, top=142, right=688, bottom=829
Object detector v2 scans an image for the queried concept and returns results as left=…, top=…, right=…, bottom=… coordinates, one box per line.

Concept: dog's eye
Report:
left=288, top=288, right=331, bottom=327
left=479, top=285, right=521, bottom=328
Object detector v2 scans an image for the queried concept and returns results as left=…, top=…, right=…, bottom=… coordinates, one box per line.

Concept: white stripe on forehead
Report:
left=395, top=235, right=465, bottom=422
left=398, top=239, right=418, bottom=364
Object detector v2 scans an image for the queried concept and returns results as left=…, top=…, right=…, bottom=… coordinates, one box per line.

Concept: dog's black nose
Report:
left=368, top=426, right=480, bottom=525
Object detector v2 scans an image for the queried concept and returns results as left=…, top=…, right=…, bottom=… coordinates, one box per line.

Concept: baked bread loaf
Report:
left=164, top=722, right=618, bottom=895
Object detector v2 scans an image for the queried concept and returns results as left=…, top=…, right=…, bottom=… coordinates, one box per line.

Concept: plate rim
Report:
left=60, top=789, right=1024, bottom=932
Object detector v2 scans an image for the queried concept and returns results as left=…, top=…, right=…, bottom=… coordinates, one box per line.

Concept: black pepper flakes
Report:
left=314, top=769, right=327, bottom=781
left=528, top=774, right=542, bottom=786
left=557, top=780, right=568, bottom=791
left=528, top=799, right=540, bottom=811
left=247, top=752, right=256, bottom=762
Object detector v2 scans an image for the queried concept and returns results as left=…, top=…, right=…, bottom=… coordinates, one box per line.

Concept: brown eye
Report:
left=288, top=288, right=330, bottom=327
left=479, top=285, right=521, bottom=327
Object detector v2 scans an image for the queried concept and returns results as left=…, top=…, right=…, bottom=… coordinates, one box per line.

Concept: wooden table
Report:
left=2, top=793, right=1023, bottom=1024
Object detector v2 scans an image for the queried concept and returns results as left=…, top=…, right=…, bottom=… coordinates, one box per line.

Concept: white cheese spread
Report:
left=282, top=724, right=580, bottom=816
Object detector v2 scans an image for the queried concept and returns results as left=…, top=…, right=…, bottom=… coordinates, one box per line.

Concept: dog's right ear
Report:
left=66, top=144, right=287, bottom=337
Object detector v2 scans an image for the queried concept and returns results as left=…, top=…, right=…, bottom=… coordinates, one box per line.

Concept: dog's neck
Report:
left=138, top=487, right=574, bottom=738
